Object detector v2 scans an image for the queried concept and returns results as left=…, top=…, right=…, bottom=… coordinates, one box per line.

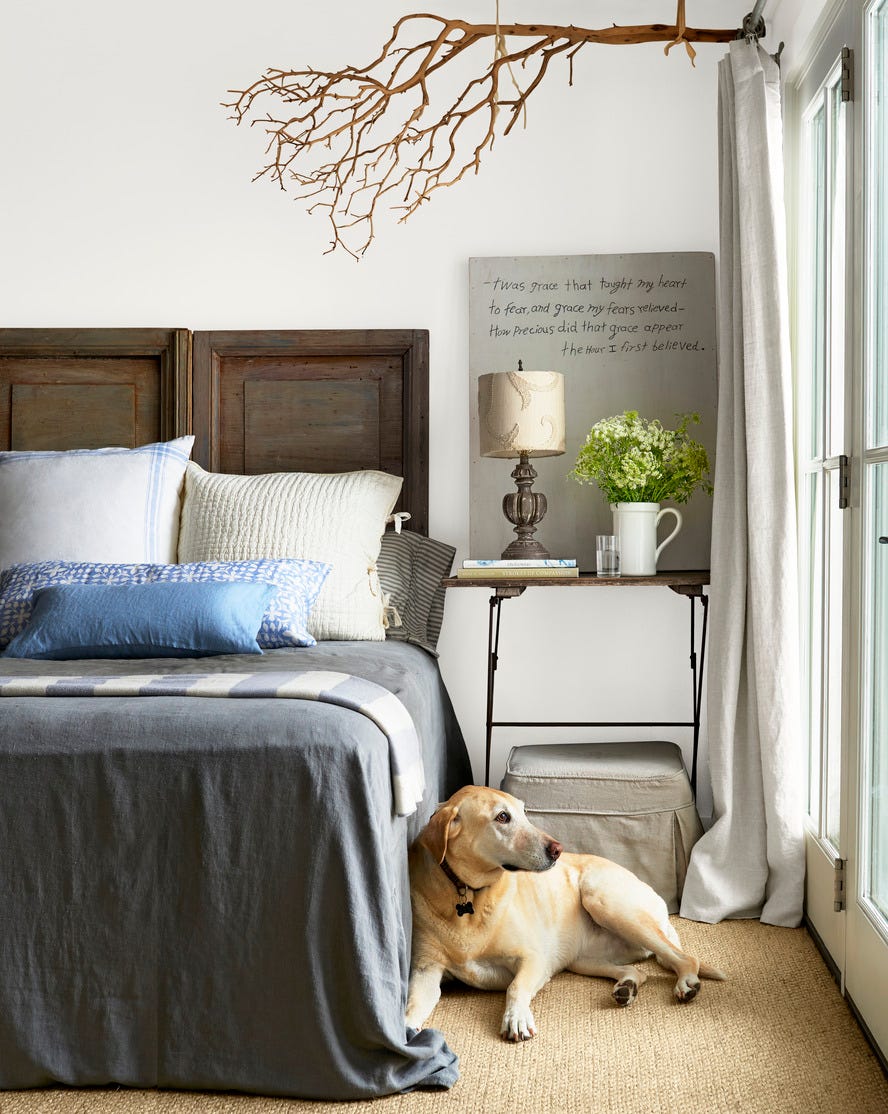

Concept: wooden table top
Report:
left=443, top=570, right=710, bottom=593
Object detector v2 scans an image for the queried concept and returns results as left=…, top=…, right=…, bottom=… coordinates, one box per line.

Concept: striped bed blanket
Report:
left=0, top=670, right=424, bottom=817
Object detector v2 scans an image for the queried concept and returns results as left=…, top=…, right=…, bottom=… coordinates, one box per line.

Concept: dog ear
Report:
left=420, top=805, right=460, bottom=864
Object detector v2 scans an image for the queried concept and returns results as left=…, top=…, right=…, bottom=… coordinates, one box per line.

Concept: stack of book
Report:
left=456, top=558, right=579, bottom=579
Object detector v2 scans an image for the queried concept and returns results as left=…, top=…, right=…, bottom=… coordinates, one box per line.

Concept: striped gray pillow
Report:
left=377, top=530, right=455, bottom=655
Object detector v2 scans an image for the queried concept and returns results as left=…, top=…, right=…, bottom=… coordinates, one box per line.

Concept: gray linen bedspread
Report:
left=0, top=641, right=473, bottom=1098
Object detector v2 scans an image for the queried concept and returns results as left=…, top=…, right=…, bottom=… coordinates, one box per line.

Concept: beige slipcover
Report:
left=501, top=741, right=703, bottom=914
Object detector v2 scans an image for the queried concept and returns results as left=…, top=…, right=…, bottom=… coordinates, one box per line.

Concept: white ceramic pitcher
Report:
left=612, top=501, right=682, bottom=576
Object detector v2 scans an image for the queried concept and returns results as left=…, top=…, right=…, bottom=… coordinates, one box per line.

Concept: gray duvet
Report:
left=0, top=641, right=473, bottom=1099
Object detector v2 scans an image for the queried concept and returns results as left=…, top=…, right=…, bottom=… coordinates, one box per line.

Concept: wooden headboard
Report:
left=0, top=328, right=190, bottom=449
left=0, top=327, right=429, bottom=534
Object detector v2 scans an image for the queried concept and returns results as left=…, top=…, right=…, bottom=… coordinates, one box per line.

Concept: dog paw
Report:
left=674, top=976, right=700, bottom=1002
left=500, top=1005, right=537, bottom=1041
left=612, top=977, right=638, bottom=1007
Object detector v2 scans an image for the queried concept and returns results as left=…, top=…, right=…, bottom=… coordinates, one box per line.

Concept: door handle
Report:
left=880, top=537, right=888, bottom=544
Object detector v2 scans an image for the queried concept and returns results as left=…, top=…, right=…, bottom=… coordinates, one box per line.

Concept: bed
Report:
left=0, top=328, right=472, bottom=1099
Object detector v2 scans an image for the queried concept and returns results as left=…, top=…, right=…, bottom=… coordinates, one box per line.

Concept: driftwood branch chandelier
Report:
left=226, top=4, right=756, bottom=258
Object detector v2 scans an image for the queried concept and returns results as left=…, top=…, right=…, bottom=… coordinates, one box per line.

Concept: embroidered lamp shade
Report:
left=478, top=370, right=566, bottom=459
left=477, top=367, right=565, bottom=561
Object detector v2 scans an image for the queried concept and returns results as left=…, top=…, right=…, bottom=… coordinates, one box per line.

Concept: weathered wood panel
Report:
left=192, top=330, right=429, bottom=534
left=10, top=382, right=137, bottom=449
left=0, top=329, right=191, bottom=450
left=244, top=379, right=382, bottom=474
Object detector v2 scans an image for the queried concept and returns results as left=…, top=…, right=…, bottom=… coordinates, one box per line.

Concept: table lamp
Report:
left=478, top=364, right=565, bottom=560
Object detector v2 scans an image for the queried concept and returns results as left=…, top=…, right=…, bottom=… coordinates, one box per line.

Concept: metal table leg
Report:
left=689, top=593, right=709, bottom=794
left=484, top=595, right=502, bottom=788
left=482, top=586, right=709, bottom=793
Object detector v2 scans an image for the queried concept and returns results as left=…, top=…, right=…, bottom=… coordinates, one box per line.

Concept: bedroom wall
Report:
left=0, top=0, right=761, bottom=819
left=769, top=0, right=843, bottom=76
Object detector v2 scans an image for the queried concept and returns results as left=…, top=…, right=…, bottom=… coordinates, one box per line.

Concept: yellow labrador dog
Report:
left=407, top=785, right=725, bottom=1041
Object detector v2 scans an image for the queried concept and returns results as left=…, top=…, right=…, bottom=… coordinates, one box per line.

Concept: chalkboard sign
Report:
left=469, top=253, right=717, bottom=569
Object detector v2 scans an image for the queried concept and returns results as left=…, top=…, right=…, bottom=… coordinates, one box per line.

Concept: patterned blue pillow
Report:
left=0, top=559, right=332, bottom=651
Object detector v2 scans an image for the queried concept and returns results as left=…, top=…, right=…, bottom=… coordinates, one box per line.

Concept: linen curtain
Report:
left=680, top=40, right=805, bottom=927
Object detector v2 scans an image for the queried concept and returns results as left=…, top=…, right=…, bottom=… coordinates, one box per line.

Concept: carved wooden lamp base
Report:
left=501, top=535, right=551, bottom=560
left=501, top=451, right=551, bottom=560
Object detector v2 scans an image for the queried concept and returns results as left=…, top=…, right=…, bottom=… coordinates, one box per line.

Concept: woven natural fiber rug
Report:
left=3, top=919, right=887, bottom=1114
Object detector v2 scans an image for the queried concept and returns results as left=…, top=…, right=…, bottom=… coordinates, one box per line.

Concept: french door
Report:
left=794, top=0, right=888, bottom=1059
left=845, top=0, right=888, bottom=1055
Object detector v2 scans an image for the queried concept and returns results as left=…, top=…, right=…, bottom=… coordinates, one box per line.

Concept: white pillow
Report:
left=0, top=437, right=194, bottom=571
left=177, top=464, right=403, bottom=640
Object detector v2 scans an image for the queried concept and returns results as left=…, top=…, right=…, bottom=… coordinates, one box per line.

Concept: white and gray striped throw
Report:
left=0, top=670, right=425, bottom=817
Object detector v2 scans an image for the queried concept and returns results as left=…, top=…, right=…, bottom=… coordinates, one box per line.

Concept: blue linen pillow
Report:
left=0, top=558, right=331, bottom=651
left=3, top=581, right=276, bottom=660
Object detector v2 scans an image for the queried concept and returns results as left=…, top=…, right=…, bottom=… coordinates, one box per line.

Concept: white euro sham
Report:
left=0, top=437, right=194, bottom=570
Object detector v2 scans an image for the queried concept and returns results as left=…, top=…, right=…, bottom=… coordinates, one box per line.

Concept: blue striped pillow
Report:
left=0, top=558, right=331, bottom=651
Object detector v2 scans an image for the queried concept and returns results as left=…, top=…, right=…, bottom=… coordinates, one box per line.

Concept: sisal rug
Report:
left=2, top=919, right=886, bottom=1114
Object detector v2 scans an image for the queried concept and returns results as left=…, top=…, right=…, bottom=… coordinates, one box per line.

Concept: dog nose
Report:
left=547, top=840, right=563, bottom=862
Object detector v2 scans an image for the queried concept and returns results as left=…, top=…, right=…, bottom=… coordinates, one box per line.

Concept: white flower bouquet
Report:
left=571, top=410, right=712, bottom=505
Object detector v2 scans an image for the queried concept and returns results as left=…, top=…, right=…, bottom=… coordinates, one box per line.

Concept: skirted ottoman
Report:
left=501, top=741, right=703, bottom=913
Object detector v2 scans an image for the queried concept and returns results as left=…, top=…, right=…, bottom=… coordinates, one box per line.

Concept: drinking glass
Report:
left=596, top=534, right=620, bottom=577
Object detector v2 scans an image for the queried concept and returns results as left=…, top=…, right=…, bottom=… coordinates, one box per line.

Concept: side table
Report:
left=442, top=571, right=710, bottom=790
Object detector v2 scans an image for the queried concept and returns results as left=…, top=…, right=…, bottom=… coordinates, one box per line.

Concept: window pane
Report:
left=802, top=105, right=827, bottom=461
left=865, top=461, right=888, bottom=919
left=825, top=470, right=844, bottom=847
left=801, top=472, right=824, bottom=823
left=828, top=79, right=847, bottom=454
left=871, top=0, right=888, bottom=448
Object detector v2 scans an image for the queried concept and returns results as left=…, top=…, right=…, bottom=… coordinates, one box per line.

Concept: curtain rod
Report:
left=739, top=1, right=766, bottom=40
left=739, top=1, right=783, bottom=66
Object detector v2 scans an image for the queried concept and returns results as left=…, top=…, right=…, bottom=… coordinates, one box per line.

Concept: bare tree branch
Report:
left=225, top=13, right=738, bottom=258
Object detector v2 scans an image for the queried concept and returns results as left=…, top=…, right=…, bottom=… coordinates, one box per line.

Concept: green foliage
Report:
left=570, top=410, right=713, bottom=505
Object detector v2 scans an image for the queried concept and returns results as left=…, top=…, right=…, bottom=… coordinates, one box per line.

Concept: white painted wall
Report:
left=1, top=1, right=760, bottom=816
left=769, top=0, right=843, bottom=77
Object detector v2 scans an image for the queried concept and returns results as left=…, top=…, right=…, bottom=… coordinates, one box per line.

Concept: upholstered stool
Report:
left=501, top=741, right=703, bottom=913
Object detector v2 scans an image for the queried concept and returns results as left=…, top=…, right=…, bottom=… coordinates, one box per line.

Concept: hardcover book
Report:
left=455, top=566, right=579, bottom=579
left=462, top=558, right=577, bottom=568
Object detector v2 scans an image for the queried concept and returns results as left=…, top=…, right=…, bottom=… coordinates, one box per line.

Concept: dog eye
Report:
left=494, top=811, right=511, bottom=824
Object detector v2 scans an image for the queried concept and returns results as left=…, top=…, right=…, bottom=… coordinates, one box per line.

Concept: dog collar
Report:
left=440, top=858, right=479, bottom=916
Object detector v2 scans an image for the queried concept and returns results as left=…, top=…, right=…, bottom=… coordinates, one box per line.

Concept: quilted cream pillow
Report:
left=178, top=464, right=403, bottom=640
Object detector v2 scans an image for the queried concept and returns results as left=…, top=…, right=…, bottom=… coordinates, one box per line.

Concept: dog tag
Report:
left=456, top=900, right=474, bottom=916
